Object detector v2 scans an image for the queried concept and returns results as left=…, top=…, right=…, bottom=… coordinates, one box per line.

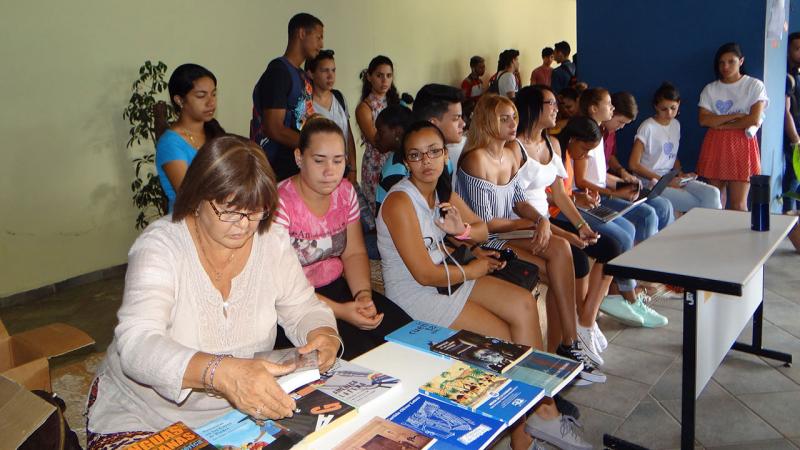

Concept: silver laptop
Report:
left=579, top=169, right=678, bottom=223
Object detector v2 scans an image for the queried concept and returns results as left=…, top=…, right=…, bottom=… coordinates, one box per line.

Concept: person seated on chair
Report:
left=377, top=121, right=590, bottom=450
left=455, top=94, right=604, bottom=386
left=86, top=135, right=339, bottom=450
left=273, top=117, right=412, bottom=360
left=156, top=63, right=226, bottom=212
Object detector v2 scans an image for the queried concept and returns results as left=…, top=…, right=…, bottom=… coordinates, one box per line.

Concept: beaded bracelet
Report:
left=203, top=354, right=232, bottom=397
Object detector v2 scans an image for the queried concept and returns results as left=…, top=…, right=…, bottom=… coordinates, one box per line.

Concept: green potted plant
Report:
left=123, top=60, right=175, bottom=229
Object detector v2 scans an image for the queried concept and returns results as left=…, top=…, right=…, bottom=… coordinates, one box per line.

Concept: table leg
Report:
left=731, top=272, right=793, bottom=367
left=682, top=290, right=697, bottom=450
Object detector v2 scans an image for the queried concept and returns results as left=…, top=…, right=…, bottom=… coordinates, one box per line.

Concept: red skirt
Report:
left=696, top=128, right=761, bottom=182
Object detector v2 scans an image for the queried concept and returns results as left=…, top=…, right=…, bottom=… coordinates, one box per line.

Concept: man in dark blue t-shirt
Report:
left=251, top=13, right=324, bottom=181
left=551, top=41, right=576, bottom=95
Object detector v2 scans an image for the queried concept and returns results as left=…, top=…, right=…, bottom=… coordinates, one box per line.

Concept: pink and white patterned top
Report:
left=275, top=178, right=360, bottom=287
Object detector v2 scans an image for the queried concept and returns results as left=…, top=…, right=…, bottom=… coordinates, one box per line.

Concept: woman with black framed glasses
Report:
left=85, top=135, right=339, bottom=449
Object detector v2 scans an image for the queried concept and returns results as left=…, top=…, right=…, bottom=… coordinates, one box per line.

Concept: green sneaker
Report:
left=599, top=295, right=644, bottom=327
left=631, top=293, right=669, bottom=328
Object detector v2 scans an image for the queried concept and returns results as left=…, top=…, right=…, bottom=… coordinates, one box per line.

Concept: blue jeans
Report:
left=562, top=211, right=637, bottom=292
left=660, top=182, right=722, bottom=212
left=646, top=196, right=675, bottom=231
left=603, top=197, right=660, bottom=242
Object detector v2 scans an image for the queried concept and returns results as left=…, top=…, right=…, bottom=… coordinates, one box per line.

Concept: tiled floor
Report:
left=552, top=238, right=800, bottom=450
left=1, top=240, right=798, bottom=449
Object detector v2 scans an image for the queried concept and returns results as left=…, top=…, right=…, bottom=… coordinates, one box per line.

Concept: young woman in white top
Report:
left=305, top=49, right=358, bottom=186
left=86, top=136, right=339, bottom=449
left=696, top=42, right=769, bottom=211
left=629, top=82, right=722, bottom=213
left=513, top=86, right=618, bottom=366
left=378, top=121, right=588, bottom=450
left=456, top=95, right=605, bottom=385
left=574, top=88, right=663, bottom=242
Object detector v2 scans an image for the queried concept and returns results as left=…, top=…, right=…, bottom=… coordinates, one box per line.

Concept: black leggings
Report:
left=274, top=277, right=412, bottom=360
left=550, top=218, right=624, bottom=278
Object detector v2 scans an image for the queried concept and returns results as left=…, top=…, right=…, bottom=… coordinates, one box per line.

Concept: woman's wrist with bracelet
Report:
left=454, top=222, right=472, bottom=240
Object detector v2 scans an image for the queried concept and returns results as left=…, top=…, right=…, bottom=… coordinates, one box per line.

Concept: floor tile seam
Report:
left=607, top=338, right=683, bottom=361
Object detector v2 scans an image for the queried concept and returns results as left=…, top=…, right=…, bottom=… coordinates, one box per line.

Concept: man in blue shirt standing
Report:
left=251, top=13, right=324, bottom=181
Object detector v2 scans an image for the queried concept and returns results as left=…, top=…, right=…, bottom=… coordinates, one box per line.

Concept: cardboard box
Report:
left=0, top=375, right=57, bottom=450
left=0, top=318, right=95, bottom=392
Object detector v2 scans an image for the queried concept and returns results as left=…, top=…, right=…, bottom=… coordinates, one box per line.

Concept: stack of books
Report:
left=129, top=321, right=583, bottom=449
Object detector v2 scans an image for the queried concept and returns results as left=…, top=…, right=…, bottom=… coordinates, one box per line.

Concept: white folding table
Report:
left=603, top=208, right=796, bottom=449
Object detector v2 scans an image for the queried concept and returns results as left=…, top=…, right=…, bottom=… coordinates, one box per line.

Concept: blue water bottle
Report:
left=750, top=175, right=770, bottom=231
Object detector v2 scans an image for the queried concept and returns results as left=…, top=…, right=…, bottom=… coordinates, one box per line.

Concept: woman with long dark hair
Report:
left=156, top=63, right=226, bottom=211
left=355, top=55, right=401, bottom=216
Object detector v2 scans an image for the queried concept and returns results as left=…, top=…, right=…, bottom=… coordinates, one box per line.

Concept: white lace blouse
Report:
left=87, top=217, right=336, bottom=434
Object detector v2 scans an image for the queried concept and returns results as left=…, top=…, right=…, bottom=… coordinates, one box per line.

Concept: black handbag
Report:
left=437, top=246, right=539, bottom=294
left=491, top=257, right=540, bottom=291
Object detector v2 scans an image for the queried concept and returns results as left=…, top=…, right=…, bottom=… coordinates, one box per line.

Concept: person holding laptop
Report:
left=573, top=88, right=667, bottom=242
left=558, top=117, right=669, bottom=328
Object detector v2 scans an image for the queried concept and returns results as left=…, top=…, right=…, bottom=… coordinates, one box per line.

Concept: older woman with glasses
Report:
left=85, top=135, right=339, bottom=450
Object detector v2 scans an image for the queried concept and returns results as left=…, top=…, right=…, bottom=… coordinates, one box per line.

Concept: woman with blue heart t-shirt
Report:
left=696, top=42, right=769, bottom=211
left=629, top=82, right=722, bottom=213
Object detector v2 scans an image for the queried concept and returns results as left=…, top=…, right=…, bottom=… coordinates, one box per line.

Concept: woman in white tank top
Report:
left=378, top=121, right=576, bottom=450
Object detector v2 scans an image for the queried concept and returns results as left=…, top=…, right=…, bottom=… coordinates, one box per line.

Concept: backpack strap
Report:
left=332, top=89, right=347, bottom=115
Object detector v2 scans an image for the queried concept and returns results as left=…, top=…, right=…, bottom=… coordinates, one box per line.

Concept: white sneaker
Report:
left=592, top=321, right=608, bottom=351
left=576, top=325, right=604, bottom=366
left=525, top=414, right=592, bottom=450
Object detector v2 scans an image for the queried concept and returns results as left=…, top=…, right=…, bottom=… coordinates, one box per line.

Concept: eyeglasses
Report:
left=543, top=99, right=558, bottom=106
left=406, top=147, right=445, bottom=162
left=208, top=201, right=269, bottom=222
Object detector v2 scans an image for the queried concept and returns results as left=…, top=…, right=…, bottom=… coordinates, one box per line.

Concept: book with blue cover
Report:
left=419, top=361, right=544, bottom=425
left=504, top=349, right=582, bottom=397
left=195, top=410, right=301, bottom=450
left=389, top=394, right=506, bottom=450
left=385, top=320, right=457, bottom=358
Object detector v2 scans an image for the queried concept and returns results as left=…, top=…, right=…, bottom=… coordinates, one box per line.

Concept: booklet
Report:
left=429, top=329, right=532, bottom=374
left=385, top=320, right=457, bottom=358
left=253, top=348, right=320, bottom=393
left=315, top=359, right=402, bottom=412
left=504, top=349, right=583, bottom=397
left=333, top=416, right=434, bottom=450
left=389, top=394, right=506, bottom=450
left=419, top=361, right=544, bottom=425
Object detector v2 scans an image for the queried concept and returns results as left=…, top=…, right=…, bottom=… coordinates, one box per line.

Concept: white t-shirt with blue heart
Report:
left=698, top=75, right=769, bottom=115
left=635, top=117, right=681, bottom=179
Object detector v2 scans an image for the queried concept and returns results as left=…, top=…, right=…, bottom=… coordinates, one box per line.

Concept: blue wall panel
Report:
left=576, top=0, right=766, bottom=174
